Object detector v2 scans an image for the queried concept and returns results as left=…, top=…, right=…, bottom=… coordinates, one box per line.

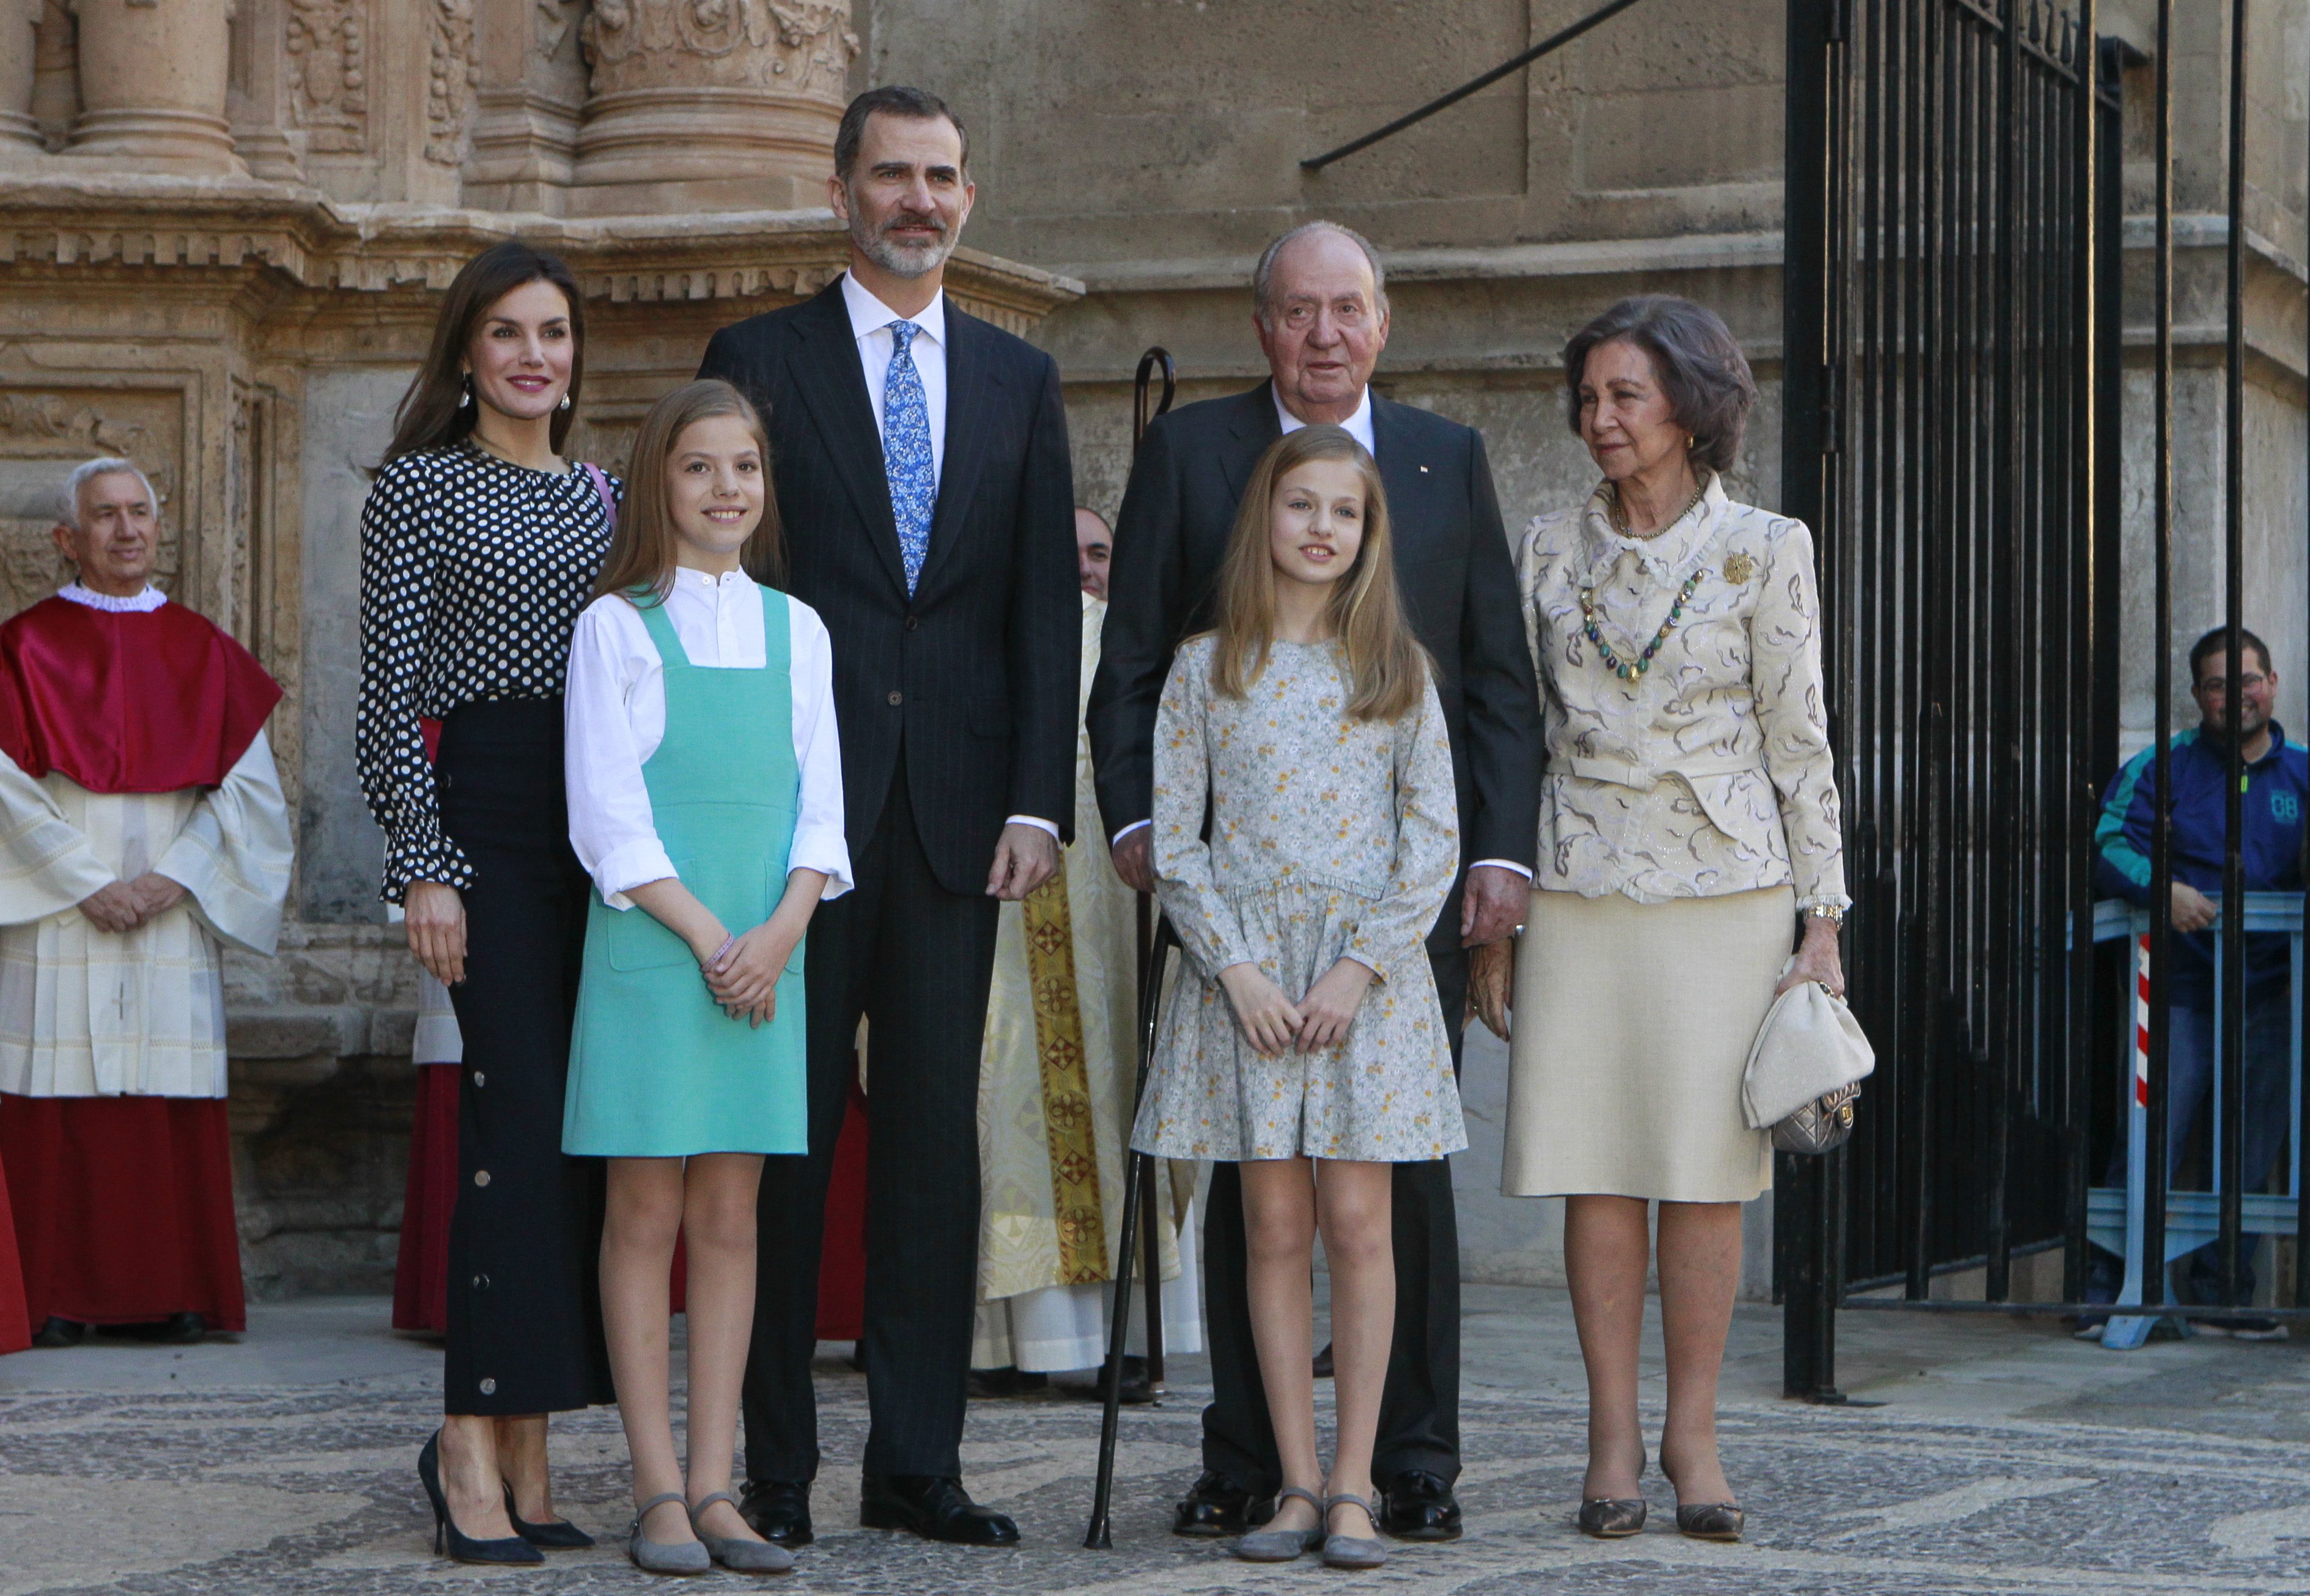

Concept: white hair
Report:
left=59, top=457, right=158, bottom=530
left=1252, top=221, right=1389, bottom=329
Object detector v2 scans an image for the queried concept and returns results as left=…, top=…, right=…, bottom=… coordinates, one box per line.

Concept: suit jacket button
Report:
left=905, top=615, right=918, bottom=630
left=888, top=690, right=903, bottom=706
left=474, top=1170, right=490, bottom=1187
left=473, top=1274, right=489, bottom=1290
left=473, top=1072, right=485, bottom=1087
left=479, top=1378, right=496, bottom=1395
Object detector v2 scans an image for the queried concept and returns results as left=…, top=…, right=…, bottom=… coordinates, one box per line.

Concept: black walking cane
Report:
left=1084, top=914, right=1178, bottom=1549
left=1128, top=348, right=1176, bottom=1399
left=1083, top=349, right=1178, bottom=1551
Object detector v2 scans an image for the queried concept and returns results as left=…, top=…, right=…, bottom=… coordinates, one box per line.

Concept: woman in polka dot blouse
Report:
left=355, top=240, right=618, bottom=1567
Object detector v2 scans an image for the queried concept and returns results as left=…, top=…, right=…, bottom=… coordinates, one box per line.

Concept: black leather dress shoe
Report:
left=967, top=1365, right=1049, bottom=1399
left=1173, top=1470, right=1252, bottom=1537
left=859, top=1474, right=1019, bottom=1546
left=1380, top=1471, right=1464, bottom=1541
left=738, top=1479, right=813, bottom=1547
left=31, top=1316, right=84, bottom=1348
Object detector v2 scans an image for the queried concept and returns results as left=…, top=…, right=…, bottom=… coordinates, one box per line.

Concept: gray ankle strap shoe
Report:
left=627, top=1491, right=711, bottom=1575
left=1321, top=1492, right=1389, bottom=1570
left=1234, top=1485, right=1326, bottom=1562
left=689, top=1491, right=796, bottom=1573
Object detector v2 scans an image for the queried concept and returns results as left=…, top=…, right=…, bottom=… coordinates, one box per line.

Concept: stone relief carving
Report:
left=425, top=0, right=478, bottom=166
left=284, top=0, right=366, bottom=153
left=581, top=0, right=857, bottom=97
left=535, top=0, right=581, bottom=60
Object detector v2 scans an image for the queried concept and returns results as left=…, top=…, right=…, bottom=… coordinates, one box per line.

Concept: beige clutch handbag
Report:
left=1740, top=975, right=1876, bottom=1155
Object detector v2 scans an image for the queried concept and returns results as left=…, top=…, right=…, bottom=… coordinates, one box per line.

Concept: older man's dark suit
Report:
left=1087, top=383, right=1542, bottom=1502
left=701, top=280, right=1079, bottom=1483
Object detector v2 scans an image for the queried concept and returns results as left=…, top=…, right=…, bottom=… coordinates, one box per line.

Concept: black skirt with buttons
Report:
left=436, top=700, right=613, bottom=1416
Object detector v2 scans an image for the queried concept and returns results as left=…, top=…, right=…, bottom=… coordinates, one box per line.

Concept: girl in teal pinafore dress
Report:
left=561, top=380, right=850, bottom=1574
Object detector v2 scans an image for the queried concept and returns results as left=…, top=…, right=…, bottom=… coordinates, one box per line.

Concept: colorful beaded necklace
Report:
left=1581, top=481, right=1709, bottom=682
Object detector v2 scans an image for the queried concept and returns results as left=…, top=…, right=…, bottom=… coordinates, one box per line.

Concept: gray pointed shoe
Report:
left=689, top=1491, right=795, bottom=1573
left=627, top=1491, right=711, bottom=1575
left=1321, top=1492, right=1389, bottom=1570
left=1234, top=1485, right=1326, bottom=1562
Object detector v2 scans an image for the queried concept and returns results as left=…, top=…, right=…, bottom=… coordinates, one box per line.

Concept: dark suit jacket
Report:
left=1087, top=383, right=1543, bottom=948
left=699, top=280, right=1079, bottom=896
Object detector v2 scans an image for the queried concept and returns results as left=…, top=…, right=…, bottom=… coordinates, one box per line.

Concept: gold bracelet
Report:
left=1806, top=903, right=1845, bottom=926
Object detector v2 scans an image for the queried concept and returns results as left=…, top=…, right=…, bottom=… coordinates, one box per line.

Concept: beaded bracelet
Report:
left=704, top=933, right=738, bottom=970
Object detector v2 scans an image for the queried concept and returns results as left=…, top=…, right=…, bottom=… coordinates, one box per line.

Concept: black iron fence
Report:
left=1779, top=0, right=2309, bottom=1395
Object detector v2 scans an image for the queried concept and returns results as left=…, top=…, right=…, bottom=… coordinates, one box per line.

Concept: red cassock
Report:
left=0, top=1148, right=29, bottom=1354
left=0, top=593, right=282, bottom=1335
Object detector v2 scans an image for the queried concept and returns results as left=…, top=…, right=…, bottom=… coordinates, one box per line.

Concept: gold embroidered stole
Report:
left=1021, top=873, right=1110, bottom=1284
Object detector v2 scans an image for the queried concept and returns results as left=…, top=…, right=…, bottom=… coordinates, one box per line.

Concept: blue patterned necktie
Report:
left=882, top=320, right=935, bottom=594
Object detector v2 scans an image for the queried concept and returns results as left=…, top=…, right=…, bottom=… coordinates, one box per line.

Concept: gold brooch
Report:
left=1721, top=552, right=1754, bottom=585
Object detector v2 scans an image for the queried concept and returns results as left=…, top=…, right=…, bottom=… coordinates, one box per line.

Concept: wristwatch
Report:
left=1806, top=903, right=1845, bottom=926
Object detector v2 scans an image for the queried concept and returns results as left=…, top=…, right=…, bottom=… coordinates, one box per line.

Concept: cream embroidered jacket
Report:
left=1516, top=473, right=1849, bottom=911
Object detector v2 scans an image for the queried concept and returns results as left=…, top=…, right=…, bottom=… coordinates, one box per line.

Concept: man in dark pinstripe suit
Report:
left=698, top=86, right=1078, bottom=1549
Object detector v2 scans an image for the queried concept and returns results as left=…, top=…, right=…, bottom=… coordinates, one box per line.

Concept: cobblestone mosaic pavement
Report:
left=8, top=1301, right=2310, bottom=1595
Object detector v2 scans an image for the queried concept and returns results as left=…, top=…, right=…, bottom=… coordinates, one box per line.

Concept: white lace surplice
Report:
left=0, top=730, right=292, bottom=1098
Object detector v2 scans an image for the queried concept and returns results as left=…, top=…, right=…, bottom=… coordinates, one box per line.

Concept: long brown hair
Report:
left=593, top=379, right=785, bottom=605
left=1208, top=424, right=1428, bottom=722
left=385, top=240, right=586, bottom=462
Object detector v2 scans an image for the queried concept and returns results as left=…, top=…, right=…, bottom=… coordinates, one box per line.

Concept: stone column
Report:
left=0, top=0, right=46, bottom=158
left=64, top=0, right=250, bottom=174
left=570, top=0, right=856, bottom=217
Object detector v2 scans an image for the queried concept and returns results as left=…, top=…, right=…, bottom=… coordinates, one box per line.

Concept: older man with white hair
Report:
left=1089, top=221, right=1544, bottom=1543
left=0, top=458, right=292, bottom=1348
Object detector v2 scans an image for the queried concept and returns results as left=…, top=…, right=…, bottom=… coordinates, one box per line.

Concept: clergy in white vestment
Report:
left=0, top=458, right=292, bottom=1347
left=970, top=569, right=1202, bottom=1386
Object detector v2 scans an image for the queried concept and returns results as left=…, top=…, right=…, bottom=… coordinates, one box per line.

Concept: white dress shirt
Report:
left=1272, top=382, right=1375, bottom=454
left=841, top=269, right=1057, bottom=843
left=565, top=571, right=852, bottom=909
left=842, top=270, right=948, bottom=491
left=1116, top=385, right=1530, bottom=882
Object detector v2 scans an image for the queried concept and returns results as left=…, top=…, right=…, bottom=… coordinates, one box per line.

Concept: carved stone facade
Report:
left=0, top=1, right=1073, bottom=1296
left=570, top=0, right=857, bottom=214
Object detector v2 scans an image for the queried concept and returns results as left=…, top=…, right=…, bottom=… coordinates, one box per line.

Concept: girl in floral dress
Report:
left=1131, top=424, right=1463, bottom=1572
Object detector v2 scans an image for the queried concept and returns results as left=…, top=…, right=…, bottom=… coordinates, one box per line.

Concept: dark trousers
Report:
left=436, top=700, right=612, bottom=1417
left=743, top=751, right=1001, bottom=1482
left=1198, top=942, right=1469, bottom=1492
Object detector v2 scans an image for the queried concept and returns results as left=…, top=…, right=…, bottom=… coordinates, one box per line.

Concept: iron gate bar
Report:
left=2218, top=0, right=2249, bottom=1309
left=1781, top=0, right=2116, bottom=1395
left=2144, top=0, right=2175, bottom=1311
left=2299, top=17, right=2310, bottom=1315
left=1297, top=0, right=1647, bottom=171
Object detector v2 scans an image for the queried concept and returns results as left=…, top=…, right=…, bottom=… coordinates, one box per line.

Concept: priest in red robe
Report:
left=0, top=458, right=292, bottom=1348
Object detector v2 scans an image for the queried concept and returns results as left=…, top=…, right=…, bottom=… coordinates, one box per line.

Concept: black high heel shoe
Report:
left=504, top=1483, right=596, bottom=1549
left=417, top=1431, right=544, bottom=1565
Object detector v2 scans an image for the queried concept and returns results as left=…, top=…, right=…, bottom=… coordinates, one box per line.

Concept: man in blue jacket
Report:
left=2090, top=626, right=2308, bottom=1336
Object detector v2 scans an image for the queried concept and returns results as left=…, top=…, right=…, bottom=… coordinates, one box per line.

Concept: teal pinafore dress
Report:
left=563, top=585, right=808, bottom=1157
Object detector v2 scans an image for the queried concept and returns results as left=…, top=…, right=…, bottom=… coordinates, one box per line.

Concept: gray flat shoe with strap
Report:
left=1321, top=1492, right=1389, bottom=1570
left=627, top=1491, right=710, bottom=1575
left=1234, top=1485, right=1326, bottom=1562
left=688, top=1491, right=795, bottom=1573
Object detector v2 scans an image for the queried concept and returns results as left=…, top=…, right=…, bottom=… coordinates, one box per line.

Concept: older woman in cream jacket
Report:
left=1479, top=295, right=1847, bottom=1543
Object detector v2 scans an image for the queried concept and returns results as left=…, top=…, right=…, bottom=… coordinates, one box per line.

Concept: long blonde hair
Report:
left=1208, top=424, right=1428, bottom=722
left=593, top=379, right=784, bottom=605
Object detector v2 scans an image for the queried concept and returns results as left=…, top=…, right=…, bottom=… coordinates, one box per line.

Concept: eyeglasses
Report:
left=2196, top=672, right=2268, bottom=694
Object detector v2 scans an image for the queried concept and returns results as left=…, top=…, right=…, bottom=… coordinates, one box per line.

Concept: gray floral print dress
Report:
left=1129, top=636, right=1466, bottom=1163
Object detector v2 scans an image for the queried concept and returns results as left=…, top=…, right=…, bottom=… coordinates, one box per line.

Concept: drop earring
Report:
left=457, top=375, right=472, bottom=410
left=559, top=394, right=572, bottom=412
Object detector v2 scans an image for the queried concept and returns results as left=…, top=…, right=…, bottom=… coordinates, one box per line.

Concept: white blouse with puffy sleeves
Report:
left=564, top=569, right=851, bottom=910
left=1516, top=472, right=1849, bottom=912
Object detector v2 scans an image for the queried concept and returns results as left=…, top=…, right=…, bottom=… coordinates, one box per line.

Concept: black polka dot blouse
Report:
left=355, top=444, right=618, bottom=902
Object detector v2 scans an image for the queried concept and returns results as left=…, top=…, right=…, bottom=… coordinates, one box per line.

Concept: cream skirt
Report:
left=1500, top=885, right=1793, bottom=1203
